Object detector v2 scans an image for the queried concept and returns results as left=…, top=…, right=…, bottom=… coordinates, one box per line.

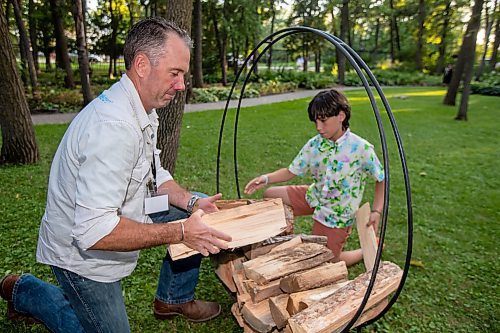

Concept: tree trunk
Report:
left=435, top=0, right=451, bottom=75
left=156, top=0, right=193, bottom=175
left=28, top=0, right=39, bottom=73
left=12, top=0, right=38, bottom=95
left=337, top=0, right=349, bottom=84
left=389, top=0, right=397, bottom=63
left=72, top=0, right=93, bottom=106
left=49, top=0, right=74, bottom=88
left=489, top=12, right=499, bottom=71
left=315, top=48, right=321, bottom=73
left=456, top=59, right=474, bottom=121
left=415, top=0, right=426, bottom=71
left=192, top=0, right=203, bottom=88
left=444, top=0, right=484, bottom=107
left=0, top=5, right=39, bottom=164
left=108, top=0, right=120, bottom=78
left=211, top=1, right=227, bottom=86
left=372, top=18, right=380, bottom=54
left=475, top=0, right=496, bottom=80
left=267, top=0, right=276, bottom=70
left=126, top=0, right=135, bottom=27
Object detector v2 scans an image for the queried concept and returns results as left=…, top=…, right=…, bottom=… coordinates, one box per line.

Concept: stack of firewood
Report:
left=191, top=200, right=403, bottom=333
left=213, top=233, right=402, bottom=333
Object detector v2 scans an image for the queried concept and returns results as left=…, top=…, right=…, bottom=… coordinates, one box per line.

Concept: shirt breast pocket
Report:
left=128, top=159, right=150, bottom=199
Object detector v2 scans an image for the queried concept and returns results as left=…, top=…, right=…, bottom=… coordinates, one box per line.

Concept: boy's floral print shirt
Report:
left=288, top=129, right=385, bottom=228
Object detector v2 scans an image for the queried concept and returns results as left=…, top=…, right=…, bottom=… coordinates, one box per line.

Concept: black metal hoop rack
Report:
left=215, top=26, right=413, bottom=332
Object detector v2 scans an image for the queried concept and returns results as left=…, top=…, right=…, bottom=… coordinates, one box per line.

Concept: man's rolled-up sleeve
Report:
left=71, top=121, right=141, bottom=250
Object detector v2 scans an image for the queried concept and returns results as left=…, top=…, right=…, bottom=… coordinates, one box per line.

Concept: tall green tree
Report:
left=287, top=0, right=327, bottom=72
left=443, top=0, right=484, bottom=120
left=12, top=0, right=38, bottom=95
left=72, top=0, right=93, bottom=106
left=157, top=0, right=193, bottom=174
left=489, top=7, right=500, bottom=71
left=49, top=0, right=75, bottom=88
left=475, top=0, right=497, bottom=79
left=434, top=0, right=453, bottom=75
left=415, top=0, right=426, bottom=70
left=0, top=4, right=39, bottom=164
left=192, top=0, right=203, bottom=88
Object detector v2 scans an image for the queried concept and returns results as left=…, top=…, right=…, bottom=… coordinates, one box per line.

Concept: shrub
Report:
left=471, top=71, right=500, bottom=96
left=191, top=88, right=218, bottom=103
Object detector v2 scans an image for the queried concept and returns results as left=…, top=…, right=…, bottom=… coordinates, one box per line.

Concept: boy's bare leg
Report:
left=263, top=186, right=293, bottom=206
left=337, top=248, right=363, bottom=267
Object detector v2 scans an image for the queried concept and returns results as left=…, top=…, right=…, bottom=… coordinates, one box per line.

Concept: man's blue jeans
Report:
left=11, top=201, right=202, bottom=332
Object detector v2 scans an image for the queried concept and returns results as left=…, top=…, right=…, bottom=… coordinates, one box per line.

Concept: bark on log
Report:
left=288, top=262, right=403, bottom=333
left=243, top=243, right=334, bottom=285
left=269, top=294, right=290, bottom=329
left=245, top=279, right=283, bottom=304
left=279, top=261, right=348, bottom=293
left=286, top=281, right=350, bottom=315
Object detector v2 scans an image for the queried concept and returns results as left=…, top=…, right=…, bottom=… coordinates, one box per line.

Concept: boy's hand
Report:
left=244, top=175, right=268, bottom=195
left=367, top=210, right=381, bottom=232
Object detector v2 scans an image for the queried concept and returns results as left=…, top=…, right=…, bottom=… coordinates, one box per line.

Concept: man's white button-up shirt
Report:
left=36, top=74, right=172, bottom=282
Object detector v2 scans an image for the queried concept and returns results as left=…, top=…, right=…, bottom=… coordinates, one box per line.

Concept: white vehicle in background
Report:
left=88, top=54, right=104, bottom=63
left=69, top=51, right=104, bottom=63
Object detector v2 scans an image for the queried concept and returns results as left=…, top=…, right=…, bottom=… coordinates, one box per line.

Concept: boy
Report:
left=244, top=89, right=385, bottom=266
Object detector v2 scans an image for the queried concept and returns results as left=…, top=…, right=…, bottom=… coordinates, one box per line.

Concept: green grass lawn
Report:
left=0, top=87, right=498, bottom=332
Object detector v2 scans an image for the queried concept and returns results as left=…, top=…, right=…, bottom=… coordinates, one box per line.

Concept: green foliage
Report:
left=192, top=88, right=219, bottom=103
left=191, top=86, right=261, bottom=104
left=1, top=88, right=499, bottom=332
left=344, top=69, right=442, bottom=86
left=252, top=80, right=298, bottom=95
left=471, top=71, right=500, bottom=96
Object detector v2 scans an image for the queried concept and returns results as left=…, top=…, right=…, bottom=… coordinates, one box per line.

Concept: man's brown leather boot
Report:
left=0, top=275, right=41, bottom=324
left=153, top=298, right=221, bottom=322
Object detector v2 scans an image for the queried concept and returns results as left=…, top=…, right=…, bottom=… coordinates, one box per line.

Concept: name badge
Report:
left=145, top=194, right=169, bottom=215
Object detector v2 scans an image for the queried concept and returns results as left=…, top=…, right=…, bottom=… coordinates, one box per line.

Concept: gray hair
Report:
left=123, top=17, right=192, bottom=70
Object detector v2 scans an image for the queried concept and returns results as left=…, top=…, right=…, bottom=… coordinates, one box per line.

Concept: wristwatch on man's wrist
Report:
left=186, top=195, right=201, bottom=215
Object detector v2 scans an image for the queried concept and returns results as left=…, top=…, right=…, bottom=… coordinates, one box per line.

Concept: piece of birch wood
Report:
left=269, top=294, right=291, bottom=329
left=279, top=261, right=348, bottom=293
left=243, top=243, right=334, bottom=285
left=288, top=261, right=403, bottom=333
left=241, top=298, right=277, bottom=333
left=231, top=302, right=245, bottom=328
left=244, top=234, right=328, bottom=260
left=286, top=281, right=350, bottom=315
left=212, top=252, right=245, bottom=293
left=245, top=279, right=283, bottom=303
left=356, top=202, right=378, bottom=271
left=353, top=299, right=388, bottom=328
left=169, top=199, right=287, bottom=260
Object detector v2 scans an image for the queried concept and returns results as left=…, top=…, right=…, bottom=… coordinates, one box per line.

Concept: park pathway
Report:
left=31, top=87, right=366, bottom=125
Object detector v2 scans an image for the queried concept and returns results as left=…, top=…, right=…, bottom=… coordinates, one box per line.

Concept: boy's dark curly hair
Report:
left=307, top=89, right=351, bottom=130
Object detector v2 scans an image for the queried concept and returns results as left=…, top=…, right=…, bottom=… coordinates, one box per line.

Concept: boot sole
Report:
left=154, top=306, right=221, bottom=323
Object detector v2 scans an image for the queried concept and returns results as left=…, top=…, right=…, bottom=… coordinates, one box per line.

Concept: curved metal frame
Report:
left=216, top=26, right=413, bottom=332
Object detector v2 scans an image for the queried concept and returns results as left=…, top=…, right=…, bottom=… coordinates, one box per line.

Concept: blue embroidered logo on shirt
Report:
left=98, top=93, right=112, bottom=103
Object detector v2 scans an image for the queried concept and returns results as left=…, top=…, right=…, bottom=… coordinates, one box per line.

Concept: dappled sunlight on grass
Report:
left=394, top=89, right=446, bottom=97
left=344, top=87, right=445, bottom=104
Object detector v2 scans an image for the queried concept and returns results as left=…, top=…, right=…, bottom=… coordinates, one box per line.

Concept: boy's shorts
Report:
left=286, top=185, right=352, bottom=259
